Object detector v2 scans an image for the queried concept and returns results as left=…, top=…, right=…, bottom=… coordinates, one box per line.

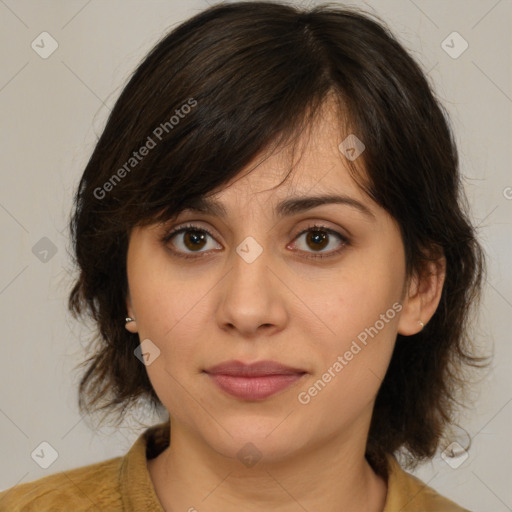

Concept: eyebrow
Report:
left=181, top=193, right=375, bottom=220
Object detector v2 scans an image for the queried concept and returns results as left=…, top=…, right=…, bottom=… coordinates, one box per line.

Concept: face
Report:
left=125, top=105, right=414, bottom=465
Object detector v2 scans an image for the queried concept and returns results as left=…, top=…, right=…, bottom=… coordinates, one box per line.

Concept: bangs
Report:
left=86, top=3, right=382, bottom=235
left=142, top=93, right=359, bottom=229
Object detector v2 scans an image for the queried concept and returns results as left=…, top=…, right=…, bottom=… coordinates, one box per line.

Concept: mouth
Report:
left=203, top=360, right=307, bottom=401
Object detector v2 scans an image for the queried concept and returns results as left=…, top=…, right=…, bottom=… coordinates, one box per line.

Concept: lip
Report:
left=204, top=360, right=307, bottom=400
left=205, top=360, right=306, bottom=376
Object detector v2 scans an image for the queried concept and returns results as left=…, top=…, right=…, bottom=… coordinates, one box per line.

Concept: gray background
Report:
left=0, top=1, right=510, bottom=511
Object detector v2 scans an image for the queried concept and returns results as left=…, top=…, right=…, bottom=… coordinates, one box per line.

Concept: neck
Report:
left=147, top=418, right=388, bottom=512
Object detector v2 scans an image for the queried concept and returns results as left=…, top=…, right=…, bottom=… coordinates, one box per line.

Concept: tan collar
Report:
left=119, top=421, right=468, bottom=512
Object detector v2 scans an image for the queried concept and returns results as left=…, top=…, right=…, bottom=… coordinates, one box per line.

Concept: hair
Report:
left=68, top=0, right=488, bottom=477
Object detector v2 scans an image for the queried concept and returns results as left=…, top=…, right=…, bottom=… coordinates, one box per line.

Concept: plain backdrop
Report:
left=0, top=1, right=511, bottom=511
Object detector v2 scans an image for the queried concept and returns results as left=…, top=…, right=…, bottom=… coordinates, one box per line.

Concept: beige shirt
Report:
left=0, top=422, right=471, bottom=511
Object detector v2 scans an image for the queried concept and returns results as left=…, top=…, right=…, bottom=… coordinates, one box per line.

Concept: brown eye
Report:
left=161, top=224, right=221, bottom=258
left=182, top=230, right=208, bottom=251
left=290, top=225, right=349, bottom=260
left=304, top=230, right=329, bottom=251
left=161, top=222, right=349, bottom=261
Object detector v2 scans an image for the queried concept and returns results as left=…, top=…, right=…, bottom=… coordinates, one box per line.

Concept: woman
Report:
left=0, top=1, right=487, bottom=511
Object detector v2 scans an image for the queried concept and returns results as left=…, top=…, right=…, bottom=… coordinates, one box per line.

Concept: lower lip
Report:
left=206, top=373, right=305, bottom=400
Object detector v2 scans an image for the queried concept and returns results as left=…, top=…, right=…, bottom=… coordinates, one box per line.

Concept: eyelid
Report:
left=291, top=221, right=349, bottom=242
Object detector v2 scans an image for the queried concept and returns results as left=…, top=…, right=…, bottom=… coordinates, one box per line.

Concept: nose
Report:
left=215, top=240, right=288, bottom=338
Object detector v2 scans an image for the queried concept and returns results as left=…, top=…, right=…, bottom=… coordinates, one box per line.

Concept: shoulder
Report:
left=0, top=421, right=169, bottom=512
left=0, top=455, right=123, bottom=512
left=384, top=455, right=472, bottom=512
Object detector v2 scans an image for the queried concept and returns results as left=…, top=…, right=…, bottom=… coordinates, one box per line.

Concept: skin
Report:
left=125, top=102, right=445, bottom=512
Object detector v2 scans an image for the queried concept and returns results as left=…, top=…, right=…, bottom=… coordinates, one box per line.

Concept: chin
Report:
left=199, top=418, right=305, bottom=465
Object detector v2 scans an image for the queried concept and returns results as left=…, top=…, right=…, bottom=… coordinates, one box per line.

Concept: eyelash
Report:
left=160, top=222, right=349, bottom=261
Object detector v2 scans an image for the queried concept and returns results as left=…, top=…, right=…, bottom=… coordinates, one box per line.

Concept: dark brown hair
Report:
left=68, top=0, right=488, bottom=476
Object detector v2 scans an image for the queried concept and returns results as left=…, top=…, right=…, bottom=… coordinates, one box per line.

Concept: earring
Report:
left=418, top=320, right=425, bottom=330
left=125, top=316, right=137, bottom=333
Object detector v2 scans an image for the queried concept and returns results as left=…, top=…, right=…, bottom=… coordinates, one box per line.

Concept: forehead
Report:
left=200, top=104, right=371, bottom=214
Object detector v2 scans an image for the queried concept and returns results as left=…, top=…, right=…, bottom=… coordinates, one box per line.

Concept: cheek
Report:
left=132, top=279, right=204, bottom=367
left=294, top=262, right=403, bottom=349
left=132, top=277, right=207, bottom=422
left=295, top=292, right=400, bottom=426
left=291, top=241, right=404, bottom=388
left=128, top=249, right=203, bottom=340
left=126, top=255, right=206, bottom=395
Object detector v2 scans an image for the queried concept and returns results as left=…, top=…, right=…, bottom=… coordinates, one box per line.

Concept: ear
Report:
left=397, top=253, right=446, bottom=336
left=125, top=293, right=138, bottom=334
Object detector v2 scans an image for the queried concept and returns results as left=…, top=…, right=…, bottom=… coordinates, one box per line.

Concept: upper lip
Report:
left=204, top=360, right=306, bottom=377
